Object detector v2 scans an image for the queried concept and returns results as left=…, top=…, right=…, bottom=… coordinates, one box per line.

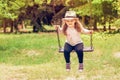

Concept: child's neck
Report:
left=68, top=25, right=74, bottom=28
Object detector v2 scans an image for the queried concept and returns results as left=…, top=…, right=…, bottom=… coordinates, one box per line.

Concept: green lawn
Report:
left=0, top=32, right=120, bottom=80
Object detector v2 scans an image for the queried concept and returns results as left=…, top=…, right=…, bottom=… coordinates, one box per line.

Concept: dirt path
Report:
left=114, top=52, right=120, bottom=58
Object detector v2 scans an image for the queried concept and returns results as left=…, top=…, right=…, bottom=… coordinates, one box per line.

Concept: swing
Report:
left=56, top=28, right=94, bottom=53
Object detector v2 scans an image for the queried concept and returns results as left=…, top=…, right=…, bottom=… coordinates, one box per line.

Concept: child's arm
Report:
left=81, top=26, right=93, bottom=34
left=76, top=18, right=93, bottom=34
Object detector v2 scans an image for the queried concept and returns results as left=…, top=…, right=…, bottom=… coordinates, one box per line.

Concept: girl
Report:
left=55, top=11, right=93, bottom=72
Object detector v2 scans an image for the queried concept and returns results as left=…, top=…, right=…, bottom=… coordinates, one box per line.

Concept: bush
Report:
left=114, top=19, right=120, bottom=28
left=113, top=19, right=120, bottom=33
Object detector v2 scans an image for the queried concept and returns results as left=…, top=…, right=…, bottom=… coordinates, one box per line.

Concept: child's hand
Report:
left=89, top=30, right=93, bottom=34
left=62, top=18, right=66, bottom=24
left=75, top=18, right=79, bottom=22
left=54, top=25, right=59, bottom=30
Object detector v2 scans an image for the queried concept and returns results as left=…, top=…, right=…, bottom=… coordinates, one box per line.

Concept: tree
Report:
left=0, top=0, right=25, bottom=32
left=70, top=0, right=119, bottom=31
left=0, top=0, right=119, bottom=33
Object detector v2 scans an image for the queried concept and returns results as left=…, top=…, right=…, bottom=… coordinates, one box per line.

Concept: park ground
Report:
left=0, top=32, right=120, bottom=80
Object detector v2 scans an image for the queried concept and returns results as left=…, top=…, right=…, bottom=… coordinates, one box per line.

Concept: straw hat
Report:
left=64, top=11, right=77, bottom=18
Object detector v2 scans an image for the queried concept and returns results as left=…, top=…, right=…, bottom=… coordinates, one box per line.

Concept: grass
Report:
left=0, top=32, right=120, bottom=80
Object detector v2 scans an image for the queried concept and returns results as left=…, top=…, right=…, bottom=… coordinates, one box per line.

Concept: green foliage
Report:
left=35, top=0, right=45, bottom=4
left=0, top=0, right=46, bottom=20
left=0, top=0, right=25, bottom=20
left=91, top=0, right=103, bottom=17
left=0, top=0, right=119, bottom=30
left=70, top=0, right=103, bottom=16
left=92, top=0, right=102, bottom=4
left=113, top=19, right=120, bottom=28
left=71, top=0, right=118, bottom=22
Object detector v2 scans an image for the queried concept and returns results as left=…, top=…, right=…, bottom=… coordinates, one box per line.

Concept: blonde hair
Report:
left=62, top=22, right=81, bottom=35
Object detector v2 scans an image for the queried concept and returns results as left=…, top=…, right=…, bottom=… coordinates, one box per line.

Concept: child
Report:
left=55, top=11, right=93, bottom=72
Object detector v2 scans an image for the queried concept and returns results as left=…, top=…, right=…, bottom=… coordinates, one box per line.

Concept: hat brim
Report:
left=63, top=17, right=77, bottom=20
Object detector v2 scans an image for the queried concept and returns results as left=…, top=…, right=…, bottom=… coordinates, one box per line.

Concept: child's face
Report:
left=63, top=18, right=77, bottom=27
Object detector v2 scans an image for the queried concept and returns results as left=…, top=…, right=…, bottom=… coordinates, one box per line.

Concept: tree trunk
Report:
left=10, top=21, right=14, bottom=32
left=3, top=19, right=6, bottom=33
left=103, top=25, right=107, bottom=31
left=93, top=18, right=98, bottom=30
left=103, top=16, right=107, bottom=31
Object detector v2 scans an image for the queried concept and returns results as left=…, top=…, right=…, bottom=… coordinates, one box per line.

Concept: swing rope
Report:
left=56, top=27, right=62, bottom=49
left=56, top=27, right=94, bottom=53
left=90, top=32, right=93, bottom=49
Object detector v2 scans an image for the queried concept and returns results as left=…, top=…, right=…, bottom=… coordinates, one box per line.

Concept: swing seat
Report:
left=55, top=25, right=94, bottom=53
left=83, top=46, right=94, bottom=52
left=59, top=47, right=94, bottom=53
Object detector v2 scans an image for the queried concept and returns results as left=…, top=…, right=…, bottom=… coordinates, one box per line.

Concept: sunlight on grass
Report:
left=0, top=32, right=120, bottom=80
